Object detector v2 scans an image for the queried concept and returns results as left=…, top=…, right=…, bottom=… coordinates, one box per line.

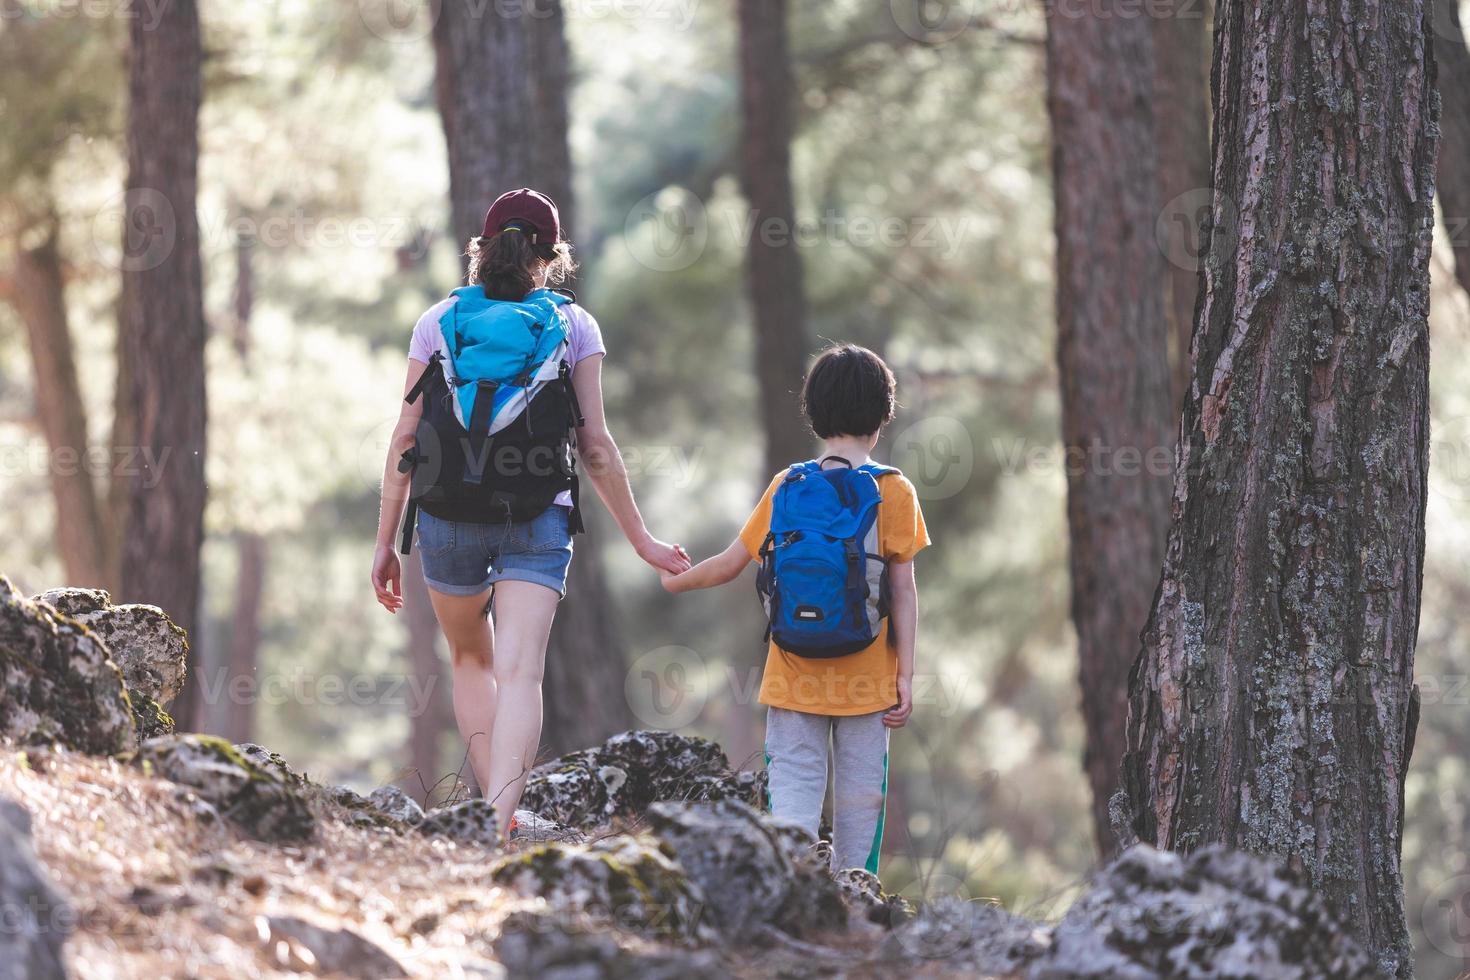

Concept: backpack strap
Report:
left=463, top=379, right=499, bottom=486
left=819, top=455, right=853, bottom=469
left=398, top=499, right=419, bottom=556
left=404, top=351, right=443, bottom=406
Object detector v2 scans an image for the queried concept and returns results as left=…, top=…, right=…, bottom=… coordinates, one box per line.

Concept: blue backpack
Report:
left=755, top=457, right=898, bottom=658
left=396, top=286, right=585, bottom=554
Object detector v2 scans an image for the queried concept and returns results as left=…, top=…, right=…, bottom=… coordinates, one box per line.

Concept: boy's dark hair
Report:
left=801, top=344, right=896, bottom=439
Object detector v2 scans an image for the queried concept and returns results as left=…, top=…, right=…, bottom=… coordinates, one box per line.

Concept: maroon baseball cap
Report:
left=482, top=188, right=563, bottom=243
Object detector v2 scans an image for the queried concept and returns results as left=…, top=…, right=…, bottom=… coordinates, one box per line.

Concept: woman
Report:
left=371, top=188, right=690, bottom=837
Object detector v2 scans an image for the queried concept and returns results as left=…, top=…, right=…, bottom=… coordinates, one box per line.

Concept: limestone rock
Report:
left=494, top=909, right=724, bottom=980
left=0, top=576, right=135, bottom=754
left=417, top=799, right=498, bottom=845
left=0, top=797, right=70, bottom=980
left=134, top=734, right=314, bottom=842
left=644, top=798, right=847, bottom=939
left=491, top=836, right=712, bottom=942
left=36, top=587, right=188, bottom=706
left=235, top=742, right=303, bottom=785
left=366, top=785, right=425, bottom=826
left=521, top=730, right=767, bottom=830
left=1027, top=845, right=1376, bottom=979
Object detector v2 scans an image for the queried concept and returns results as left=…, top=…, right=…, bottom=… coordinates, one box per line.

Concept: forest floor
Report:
left=0, top=746, right=983, bottom=979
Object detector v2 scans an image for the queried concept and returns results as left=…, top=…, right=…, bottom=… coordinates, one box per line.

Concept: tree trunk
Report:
left=431, top=0, right=632, bottom=756
left=217, top=222, right=265, bottom=744
left=1152, top=0, right=1213, bottom=408
left=9, top=221, right=112, bottom=589
left=116, top=0, right=208, bottom=730
left=1436, top=0, right=1470, bottom=299
left=1046, top=4, right=1175, bottom=859
left=738, top=0, right=814, bottom=477
left=1121, top=2, right=1436, bottom=973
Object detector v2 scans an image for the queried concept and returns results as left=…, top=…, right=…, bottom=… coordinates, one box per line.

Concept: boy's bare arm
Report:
left=883, top=559, right=917, bottom=728
left=661, top=539, right=752, bottom=593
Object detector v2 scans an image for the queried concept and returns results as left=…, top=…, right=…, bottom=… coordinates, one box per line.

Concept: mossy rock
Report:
left=133, top=734, right=314, bottom=842
left=491, top=836, right=713, bottom=942
left=495, top=908, right=725, bottom=979
left=0, top=576, right=135, bottom=755
left=645, top=799, right=847, bottom=939
left=521, top=730, right=768, bottom=831
left=35, top=588, right=188, bottom=705
left=130, top=693, right=175, bottom=743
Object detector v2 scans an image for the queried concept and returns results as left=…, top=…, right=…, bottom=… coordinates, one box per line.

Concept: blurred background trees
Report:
left=2, top=2, right=1469, bottom=975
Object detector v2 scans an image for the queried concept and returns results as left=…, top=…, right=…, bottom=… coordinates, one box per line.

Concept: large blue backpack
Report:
left=755, top=457, right=898, bottom=658
left=396, top=286, right=585, bottom=554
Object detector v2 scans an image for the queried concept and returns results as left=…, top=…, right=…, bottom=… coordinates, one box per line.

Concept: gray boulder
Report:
left=0, top=576, right=135, bottom=754
left=494, top=909, right=725, bottom=980
left=1027, top=845, right=1375, bottom=979
left=35, top=588, right=188, bottom=706
left=417, top=799, right=498, bottom=845
left=134, top=734, right=314, bottom=842
left=491, top=835, right=712, bottom=942
left=0, top=798, right=70, bottom=980
left=366, top=785, right=425, bottom=826
left=644, top=798, right=847, bottom=939
left=520, top=730, right=767, bottom=830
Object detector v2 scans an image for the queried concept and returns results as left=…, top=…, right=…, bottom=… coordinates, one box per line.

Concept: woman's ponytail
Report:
left=467, top=228, right=576, bottom=301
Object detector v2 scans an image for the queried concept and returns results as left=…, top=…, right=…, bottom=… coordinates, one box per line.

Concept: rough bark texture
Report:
left=116, top=0, right=207, bottom=731
left=1436, top=0, right=1470, bottom=299
left=431, top=0, right=632, bottom=755
left=738, top=0, right=814, bottom=477
left=1121, top=2, right=1437, bottom=973
left=9, top=224, right=111, bottom=589
left=1046, top=4, right=1175, bottom=858
left=1152, top=0, right=1214, bottom=408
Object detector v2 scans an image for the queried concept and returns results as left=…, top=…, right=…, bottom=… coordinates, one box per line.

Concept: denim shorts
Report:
left=416, top=505, right=574, bottom=597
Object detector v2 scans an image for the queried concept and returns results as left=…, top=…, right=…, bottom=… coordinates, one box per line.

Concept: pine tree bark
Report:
left=1121, top=2, right=1437, bottom=973
left=738, top=0, right=814, bottom=477
left=217, top=224, right=265, bottom=744
left=1152, top=0, right=1213, bottom=408
left=432, top=0, right=632, bottom=755
left=9, top=222, right=111, bottom=589
left=116, top=0, right=208, bottom=730
left=1436, top=0, right=1470, bottom=299
left=1046, top=4, right=1175, bottom=858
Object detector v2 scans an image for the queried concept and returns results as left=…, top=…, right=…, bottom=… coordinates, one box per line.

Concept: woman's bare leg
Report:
left=482, top=580, right=559, bottom=835
left=427, top=588, right=497, bottom=796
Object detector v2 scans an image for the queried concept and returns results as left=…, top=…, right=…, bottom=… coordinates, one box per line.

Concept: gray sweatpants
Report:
left=764, top=706, right=890, bottom=874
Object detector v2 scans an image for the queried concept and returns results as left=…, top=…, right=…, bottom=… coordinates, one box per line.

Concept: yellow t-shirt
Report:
left=739, top=467, right=931, bottom=715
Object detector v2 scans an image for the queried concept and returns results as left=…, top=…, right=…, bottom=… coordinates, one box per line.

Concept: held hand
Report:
left=659, top=567, right=684, bottom=594
left=371, top=545, right=404, bottom=614
left=636, top=535, right=692, bottom=575
left=882, top=674, right=913, bottom=729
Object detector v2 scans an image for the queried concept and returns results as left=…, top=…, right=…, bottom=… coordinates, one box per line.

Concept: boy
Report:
left=661, top=344, right=929, bottom=874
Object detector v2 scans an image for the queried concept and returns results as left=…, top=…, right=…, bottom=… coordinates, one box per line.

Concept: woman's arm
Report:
left=571, top=354, right=690, bottom=575
left=660, top=539, right=751, bottom=593
left=882, top=558, right=917, bottom=728
left=370, top=358, right=429, bottom=614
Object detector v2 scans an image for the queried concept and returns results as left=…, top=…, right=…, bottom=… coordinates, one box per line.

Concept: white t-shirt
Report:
left=408, top=295, right=606, bottom=509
